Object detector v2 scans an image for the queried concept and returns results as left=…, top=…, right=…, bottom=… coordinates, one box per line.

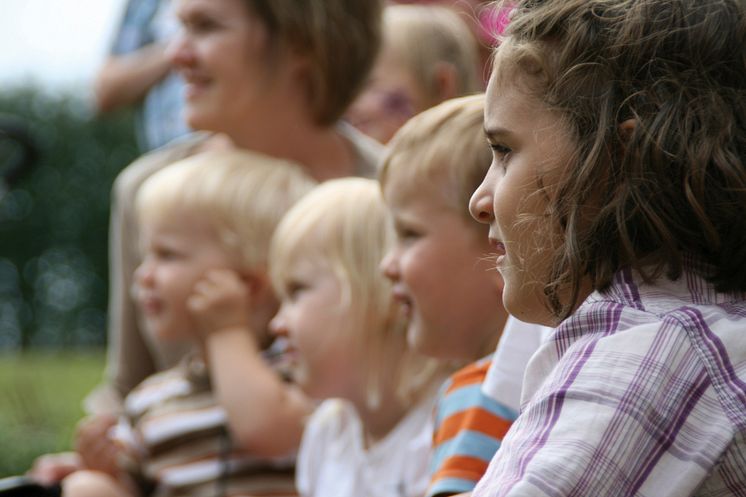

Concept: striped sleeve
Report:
left=427, top=357, right=518, bottom=497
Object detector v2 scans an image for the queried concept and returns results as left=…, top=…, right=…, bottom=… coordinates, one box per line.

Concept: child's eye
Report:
left=488, top=142, right=512, bottom=172
left=153, top=245, right=181, bottom=261
left=156, top=250, right=176, bottom=261
left=395, top=225, right=421, bottom=241
left=286, top=281, right=308, bottom=299
left=489, top=142, right=512, bottom=158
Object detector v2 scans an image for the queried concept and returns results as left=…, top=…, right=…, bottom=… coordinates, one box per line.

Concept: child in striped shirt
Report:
left=62, top=150, right=316, bottom=497
left=380, top=94, right=523, bottom=497
left=468, top=0, right=746, bottom=495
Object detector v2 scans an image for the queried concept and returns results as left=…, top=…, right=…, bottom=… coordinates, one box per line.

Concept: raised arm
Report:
left=94, top=42, right=172, bottom=114
left=189, top=269, right=313, bottom=457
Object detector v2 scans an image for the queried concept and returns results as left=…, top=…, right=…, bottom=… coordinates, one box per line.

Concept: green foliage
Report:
left=0, top=351, right=105, bottom=477
left=0, top=86, right=140, bottom=349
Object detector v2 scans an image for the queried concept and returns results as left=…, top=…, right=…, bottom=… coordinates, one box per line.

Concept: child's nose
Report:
left=469, top=179, right=495, bottom=224
left=134, top=260, right=155, bottom=288
left=268, top=311, right=288, bottom=338
left=379, top=249, right=400, bottom=281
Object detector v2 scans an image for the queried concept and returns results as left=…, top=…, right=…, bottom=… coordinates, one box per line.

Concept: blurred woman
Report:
left=30, top=0, right=383, bottom=485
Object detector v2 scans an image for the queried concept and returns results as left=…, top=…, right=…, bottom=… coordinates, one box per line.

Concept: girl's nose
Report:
left=469, top=176, right=495, bottom=224
left=379, top=248, right=400, bottom=282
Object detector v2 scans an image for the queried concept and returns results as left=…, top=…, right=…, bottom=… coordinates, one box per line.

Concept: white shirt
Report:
left=297, top=395, right=436, bottom=497
left=481, top=316, right=553, bottom=412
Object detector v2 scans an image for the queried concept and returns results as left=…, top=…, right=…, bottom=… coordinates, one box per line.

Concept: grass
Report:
left=0, top=350, right=105, bottom=477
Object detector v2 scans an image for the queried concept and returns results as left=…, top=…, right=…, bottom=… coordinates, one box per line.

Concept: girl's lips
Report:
left=489, top=238, right=507, bottom=255
left=391, top=287, right=411, bottom=304
left=391, top=287, right=413, bottom=317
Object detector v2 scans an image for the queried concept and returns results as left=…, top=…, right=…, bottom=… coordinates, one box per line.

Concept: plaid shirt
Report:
left=111, top=0, right=189, bottom=151
left=474, top=262, right=746, bottom=496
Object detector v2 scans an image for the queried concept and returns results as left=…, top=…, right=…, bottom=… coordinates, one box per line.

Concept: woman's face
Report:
left=469, top=68, right=576, bottom=326
left=170, top=0, right=273, bottom=135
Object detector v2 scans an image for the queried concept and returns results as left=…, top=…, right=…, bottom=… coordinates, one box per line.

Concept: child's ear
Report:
left=238, top=269, right=271, bottom=297
left=433, top=62, right=459, bottom=102
left=618, top=118, right=636, bottom=142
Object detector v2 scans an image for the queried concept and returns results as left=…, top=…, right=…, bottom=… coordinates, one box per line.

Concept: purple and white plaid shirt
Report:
left=474, top=262, right=746, bottom=496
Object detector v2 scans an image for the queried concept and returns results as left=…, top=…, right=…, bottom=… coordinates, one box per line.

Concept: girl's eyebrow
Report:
left=483, top=126, right=512, bottom=141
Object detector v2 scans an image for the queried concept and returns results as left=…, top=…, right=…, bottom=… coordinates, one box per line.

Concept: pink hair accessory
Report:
left=478, top=3, right=513, bottom=45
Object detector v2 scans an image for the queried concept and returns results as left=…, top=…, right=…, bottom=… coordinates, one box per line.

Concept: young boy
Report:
left=63, top=150, right=316, bottom=497
left=380, top=94, right=542, bottom=497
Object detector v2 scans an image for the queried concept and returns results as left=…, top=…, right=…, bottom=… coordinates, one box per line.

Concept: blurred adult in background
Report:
left=345, top=3, right=481, bottom=144
left=391, top=0, right=509, bottom=80
left=30, top=0, right=383, bottom=484
left=95, top=0, right=190, bottom=151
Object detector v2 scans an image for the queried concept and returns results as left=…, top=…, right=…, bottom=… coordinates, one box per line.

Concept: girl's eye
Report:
left=395, top=225, right=421, bottom=241
left=286, top=281, right=308, bottom=299
left=488, top=142, right=512, bottom=171
left=489, top=142, right=512, bottom=158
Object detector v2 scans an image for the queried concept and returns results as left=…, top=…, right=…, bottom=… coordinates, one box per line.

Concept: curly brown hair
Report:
left=491, top=0, right=746, bottom=319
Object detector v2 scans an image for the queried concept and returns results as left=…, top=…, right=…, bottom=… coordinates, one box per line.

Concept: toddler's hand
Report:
left=188, top=269, right=251, bottom=336
left=28, top=451, right=82, bottom=484
left=74, top=414, right=121, bottom=477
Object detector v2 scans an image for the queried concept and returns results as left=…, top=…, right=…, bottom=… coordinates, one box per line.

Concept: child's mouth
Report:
left=391, top=288, right=413, bottom=317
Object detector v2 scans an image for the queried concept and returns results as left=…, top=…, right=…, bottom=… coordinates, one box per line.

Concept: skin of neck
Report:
left=225, top=71, right=357, bottom=182
left=347, top=343, right=413, bottom=448
left=355, top=374, right=410, bottom=448
left=478, top=306, right=510, bottom=360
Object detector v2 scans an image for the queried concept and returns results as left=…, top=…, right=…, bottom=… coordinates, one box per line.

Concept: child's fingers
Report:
left=187, top=293, right=207, bottom=313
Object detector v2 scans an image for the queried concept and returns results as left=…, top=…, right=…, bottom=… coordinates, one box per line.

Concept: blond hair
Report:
left=270, top=178, right=440, bottom=408
left=380, top=94, right=489, bottom=220
left=243, top=0, right=383, bottom=126
left=136, top=150, right=316, bottom=271
left=383, top=4, right=481, bottom=107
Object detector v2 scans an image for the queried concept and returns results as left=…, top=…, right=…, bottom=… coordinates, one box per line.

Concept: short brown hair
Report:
left=492, top=0, right=746, bottom=318
left=244, top=0, right=383, bottom=126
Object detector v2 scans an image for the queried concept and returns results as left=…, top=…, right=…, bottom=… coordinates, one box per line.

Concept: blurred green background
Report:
left=1, top=85, right=139, bottom=476
left=0, top=352, right=104, bottom=476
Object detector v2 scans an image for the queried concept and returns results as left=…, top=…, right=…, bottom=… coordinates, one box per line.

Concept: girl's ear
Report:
left=432, top=62, right=459, bottom=102
left=618, top=118, right=636, bottom=142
